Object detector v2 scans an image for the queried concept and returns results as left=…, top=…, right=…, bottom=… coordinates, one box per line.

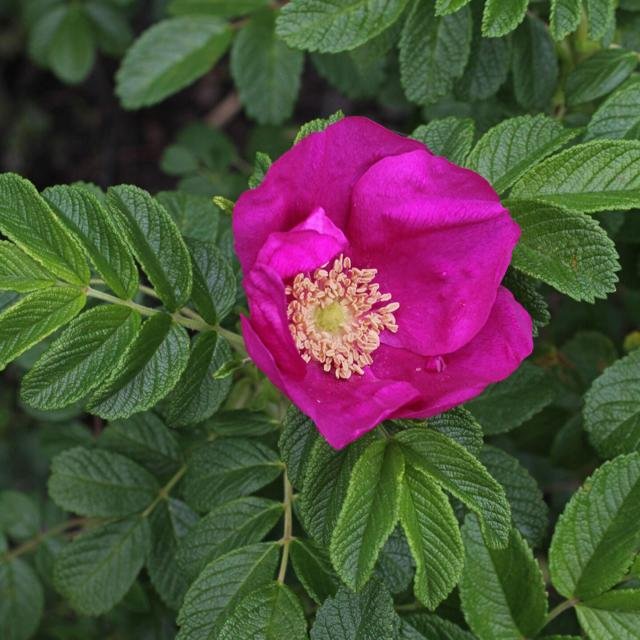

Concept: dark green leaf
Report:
left=279, top=406, right=319, bottom=489
left=290, top=538, right=339, bottom=604
left=0, top=491, right=41, bottom=541
left=411, top=117, right=475, bottom=164
left=0, top=558, right=44, bottom=640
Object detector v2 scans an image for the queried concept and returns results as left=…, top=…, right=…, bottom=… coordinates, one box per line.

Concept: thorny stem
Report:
left=141, top=465, right=188, bottom=518
left=1, top=517, right=93, bottom=562
left=277, top=472, right=294, bottom=584
left=543, top=598, right=579, bottom=627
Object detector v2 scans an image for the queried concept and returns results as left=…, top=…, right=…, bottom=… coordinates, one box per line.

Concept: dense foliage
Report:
left=1, top=1, right=640, bottom=639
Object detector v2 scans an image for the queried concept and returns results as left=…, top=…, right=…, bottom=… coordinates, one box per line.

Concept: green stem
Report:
left=277, top=472, right=294, bottom=584
left=142, top=464, right=188, bottom=518
left=543, top=598, right=579, bottom=627
left=1, top=517, right=92, bottom=562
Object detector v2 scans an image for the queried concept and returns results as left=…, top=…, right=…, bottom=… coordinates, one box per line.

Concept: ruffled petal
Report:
left=233, top=116, right=425, bottom=273
left=255, top=207, right=348, bottom=280
left=348, top=150, right=521, bottom=356
left=370, top=287, right=533, bottom=417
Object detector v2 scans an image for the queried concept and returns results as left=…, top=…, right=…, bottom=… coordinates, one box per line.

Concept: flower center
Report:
left=286, top=255, right=399, bottom=379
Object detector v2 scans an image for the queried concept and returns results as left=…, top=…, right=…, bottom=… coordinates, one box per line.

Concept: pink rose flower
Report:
left=234, top=117, right=533, bottom=449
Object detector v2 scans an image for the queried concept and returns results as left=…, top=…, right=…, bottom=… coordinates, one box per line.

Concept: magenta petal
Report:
left=255, top=207, right=348, bottom=280
left=348, top=150, right=521, bottom=356
left=242, top=316, right=420, bottom=449
left=371, top=287, right=533, bottom=418
left=233, top=116, right=425, bottom=273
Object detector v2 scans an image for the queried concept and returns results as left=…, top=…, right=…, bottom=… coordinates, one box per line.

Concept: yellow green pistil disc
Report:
left=286, top=255, right=399, bottom=379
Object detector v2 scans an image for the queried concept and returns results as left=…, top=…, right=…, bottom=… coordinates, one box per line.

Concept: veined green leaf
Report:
left=481, top=0, right=527, bottom=37
left=147, top=499, right=198, bottom=610
left=0, top=557, right=44, bottom=640
left=459, top=515, right=547, bottom=640
left=177, top=497, right=283, bottom=580
left=586, top=79, right=640, bottom=141
left=457, top=32, right=510, bottom=101
left=400, top=613, right=475, bottom=639
left=411, top=118, right=475, bottom=165
left=275, top=0, right=409, bottom=53
left=511, top=140, right=640, bottom=213
left=22, top=305, right=141, bottom=410
left=290, top=538, right=339, bottom=604
left=584, top=349, right=640, bottom=458
left=116, top=17, right=232, bottom=109
left=53, top=517, right=151, bottom=615
left=0, top=287, right=86, bottom=371
left=107, top=185, right=192, bottom=311
left=184, top=438, right=282, bottom=512
left=0, top=173, right=89, bottom=285
left=218, top=583, right=307, bottom=640
left=279, top=406, right=319, bottom=489
left=294, top=111, right=344, bottom=144
left=231, top=10, right=304, bottom=125
left=508, top=200, right=620, bottom=302
left=465, top=115, right=580, bottom=194
left=566, top=49, right=638, bottom=107
left=157, top=191, right=220, bottom=241
left=43, top=185, right=138, bottom=299
left=435, top=0, right=471, bottom=15
left=399, top=0, right=471, bottom=105
left=177, top=543, right=280, bottom=640
left=576, top=589, right=640, bottom=640
left=375, top=527, right=414, bottom=594
left=550, top=0, right=582, bottom=40
left=330, top=439, right=404, bottom=590
left=88, top=313, right=190, bottom=420
left=503, top=269, right=550, bottom=336
left=0, top=242, right=55, bottom=293
left=396, top=429, right=511, bottom=547
left=48, top=447, right=159, bottom=517
left=549, top=453, right=640, bottom=599
left=586, top=0, right=616, bottom=40
left=400, top=462, right=463, bottom=609
left=426, top=407, right=483, bottom=455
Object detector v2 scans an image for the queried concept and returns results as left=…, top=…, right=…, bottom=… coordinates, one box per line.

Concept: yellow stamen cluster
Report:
left=286, top=255, right=399, bottom=379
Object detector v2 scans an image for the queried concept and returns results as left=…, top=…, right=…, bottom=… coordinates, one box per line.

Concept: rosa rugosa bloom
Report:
left=234, top=117, right=533, bottom=449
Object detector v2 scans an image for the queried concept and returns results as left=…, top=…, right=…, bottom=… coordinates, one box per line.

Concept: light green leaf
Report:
left=435, top=0, right=472, bottom=15
left=465, top=115, right=580, bottom=194
left=177, top=497, right=283, bottom=581
left=249, top=152, right=272, bottom=189
left=566, top=49, right=638, bottom=107
left=147, top=499, right=198, bottom=610
left=310, top=580, right=398, bottom=639
left=0, top=242, right=55, bottom=293
left=279, top=406, right=319, bottom=489
left=48, top=447, right=159, bottom=517
left=43, top=185, right=138, bottom=299
left=586, top=0, right=616, bottom=40
left=54, top=517, right=151, bottom=616
left=411, top=117, right=475, bottom=165
left=459, top=515, right=547, bottom=640
left=156, top=191, right=220, bottom=241
left=294, top=111, right=344, bottom=144
left=168, top=0, right=270, bottom=17
left=88, top=313, right=190, bottom=420
left=99, top=411, right=182, bottom=478
left=184, top=438, right=282, bottom=512
left=0, top=491, right=40, bottom=541
left=177, top=542, right=280, bottom=640
left=549, top=453, right=640, bottom=599
left=467, top=362, right=556, bottom=435
left=299, top=436, right=371, bottom=545
left=22, top=305, right=141, bottom=410
left=46, top=5, right=95, bottom=84
left=584, top=349, right=640, bottom=458
left=107, top=185, right=192, bottom=311
left=512, top=15, right=558, bottom=110
left=116, top=17, right=232, bottom=109
left=399, top=0, right=471, bottom=105
left=396, top=429, right=511, bottom=548
left=231, top=10, right=303, bottom=125
left=511, top=140, right=640, bottom=213
left=586, top=78, right=640, bottom=141
left=400, top=462, right=463, bottom=609
left=218, top=583, right=307, bottom=640
left=0, top=558, right=44, bottom=640
left=0, top=174, right=89, bottom=285
left=186, top=238, right=236, bottom=324
left=0, top=287, right=86, bottom=371
left=508, top=200, right=620, bottom=302
left=550, top=0, right=582, bottom=40
left=275, top=0, right=409, bottom=53
left=290, top=538, right=339, bottom=604
left=576, top=589, right=640, bottom=640
left=480, top=446, right=548, bottom=548
left=330, top=439, right=404, bottom=590
left=164, top=332, right=232, bottom=427
left=481, top=0, right=527, bottom=37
